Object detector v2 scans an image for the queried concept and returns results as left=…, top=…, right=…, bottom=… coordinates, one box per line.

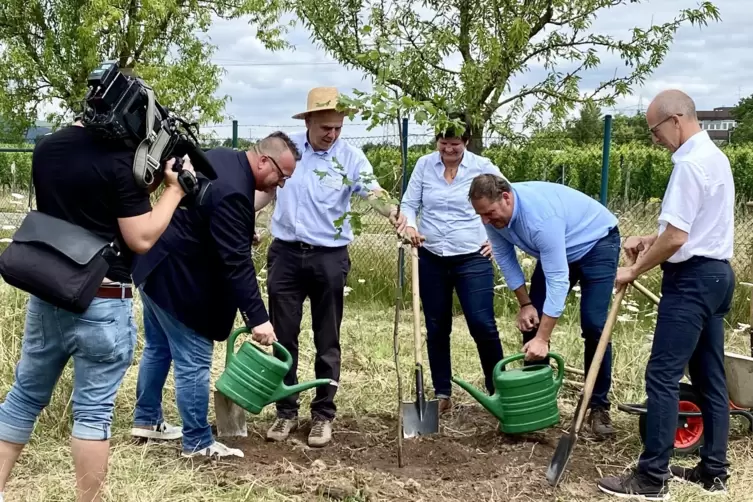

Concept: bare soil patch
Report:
left=209, top=404, right=628, bottom=501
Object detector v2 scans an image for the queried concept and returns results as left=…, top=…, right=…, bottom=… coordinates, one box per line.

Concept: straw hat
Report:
left=292, top=86, right=356, bottom=120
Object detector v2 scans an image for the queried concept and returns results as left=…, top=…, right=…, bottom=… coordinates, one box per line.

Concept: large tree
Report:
left=0, top=0, right=278, bottom=141
left=263, top=0, right=720, bottom=152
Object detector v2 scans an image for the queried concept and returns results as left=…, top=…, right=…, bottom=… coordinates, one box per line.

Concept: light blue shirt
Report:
left=485, top=181, right=618, bottom=318
left=400, top=150, right=506, bottom=256
left=271, top=131, right=382, bottom=246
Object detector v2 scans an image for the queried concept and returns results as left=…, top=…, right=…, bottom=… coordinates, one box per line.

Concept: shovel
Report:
left=401, top=245, right=440, bottom=438
left=546, top=280, right=629, bottom=486
left=215, top=337, right=248, bottom=438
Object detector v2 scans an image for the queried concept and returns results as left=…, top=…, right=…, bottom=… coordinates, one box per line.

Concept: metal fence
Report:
left=3, top=118, right=753, bottom=324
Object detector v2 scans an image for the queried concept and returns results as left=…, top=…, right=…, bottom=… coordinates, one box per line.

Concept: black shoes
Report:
left=598, top=469, right=670, bottom=500
left=670, top=464, right=727, bottom=495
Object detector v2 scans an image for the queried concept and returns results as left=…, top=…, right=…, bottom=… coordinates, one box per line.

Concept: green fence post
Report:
left=232, top=120, right=238, bottom=149
left=398, top=117, right=409, bottom=293
left=600, top=114, right=613, bottom=206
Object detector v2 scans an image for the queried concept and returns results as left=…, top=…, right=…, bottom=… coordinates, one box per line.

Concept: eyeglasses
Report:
left=254, top=146, right=291, bottom=180
left=266, top=155, right=290, bottom=181
left=649, top=113, right=683, bottom=135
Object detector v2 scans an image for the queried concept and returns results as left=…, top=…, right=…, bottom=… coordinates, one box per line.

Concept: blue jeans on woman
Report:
left=418, top=247, right=504, bottom=398
left=133, top=290, right=215, bottom=454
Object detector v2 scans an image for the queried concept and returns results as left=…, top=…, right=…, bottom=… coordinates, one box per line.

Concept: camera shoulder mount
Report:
left=81, top=60, right=218, bottom=196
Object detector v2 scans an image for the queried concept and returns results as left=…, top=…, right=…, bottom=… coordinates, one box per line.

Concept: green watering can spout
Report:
left=450, top=375, right=501, bottom=420
left=270, top=378, right=335, bottom=403
left=215, top=327, right=334, bottom=415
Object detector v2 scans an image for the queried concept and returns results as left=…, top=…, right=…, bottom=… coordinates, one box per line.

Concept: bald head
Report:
left=646, top=89, right=702, bottom=152
left=649, top=89, right=697, bottom=123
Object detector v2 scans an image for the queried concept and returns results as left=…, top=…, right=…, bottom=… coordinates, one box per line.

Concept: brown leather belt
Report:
left=96, top=285, right=133, bottom=299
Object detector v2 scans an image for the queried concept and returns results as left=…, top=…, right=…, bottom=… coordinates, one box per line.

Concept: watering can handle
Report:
left=493, top=351, right=565, bottom=386
left=224, top=326, right=293, bottom=368
left=549, top=352, right=565, bottom=388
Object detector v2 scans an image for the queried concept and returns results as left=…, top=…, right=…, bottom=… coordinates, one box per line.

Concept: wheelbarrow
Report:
left=618, top=350, right=753, bottom=455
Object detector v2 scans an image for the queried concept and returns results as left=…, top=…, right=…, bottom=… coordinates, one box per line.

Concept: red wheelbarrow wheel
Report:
left=638, top=382, right=704, bottom=456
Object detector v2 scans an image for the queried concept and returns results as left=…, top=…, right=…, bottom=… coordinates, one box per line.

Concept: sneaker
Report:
left=598, top=469, right=670, bottom=500
left=266, top=417, right=298, bottom=442
left=131, top=422, right=183, bottom=441
left=589, top=407, right=615, bottom=437
left=670, top=464, right=727, bottom=495
left=308, top=419, right=332, bottom=447
left=181, top=441, right=244, bottom=458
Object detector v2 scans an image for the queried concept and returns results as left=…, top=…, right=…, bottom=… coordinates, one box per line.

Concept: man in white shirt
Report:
left=598, top=90, right=735, bottom=500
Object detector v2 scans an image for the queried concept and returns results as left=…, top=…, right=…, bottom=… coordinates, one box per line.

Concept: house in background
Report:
left=697, top=107, right=736, bottom=142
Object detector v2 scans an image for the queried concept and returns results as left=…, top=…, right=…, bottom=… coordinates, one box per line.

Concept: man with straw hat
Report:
left=263, top=86, right=407, bottom=447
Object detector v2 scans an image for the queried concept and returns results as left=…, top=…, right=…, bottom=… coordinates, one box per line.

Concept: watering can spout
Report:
left=451, top=376, right=500, bottom=419
left=271, top=378, right=335, bottom=403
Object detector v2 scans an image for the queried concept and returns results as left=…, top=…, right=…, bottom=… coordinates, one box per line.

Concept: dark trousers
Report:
left=524, top=227, right=620, bottom=410
left=266, top=239, right=350, bottom=421
left=638, top=257, right=735, bottom=484
left=418, top=247, right=503, bottom=397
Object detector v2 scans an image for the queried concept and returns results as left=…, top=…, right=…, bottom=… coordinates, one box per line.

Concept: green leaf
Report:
left=0, top=0, right=285, bottom=136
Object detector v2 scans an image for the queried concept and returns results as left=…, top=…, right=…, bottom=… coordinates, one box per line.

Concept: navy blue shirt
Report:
left=131, top=148, right=268, bottom=341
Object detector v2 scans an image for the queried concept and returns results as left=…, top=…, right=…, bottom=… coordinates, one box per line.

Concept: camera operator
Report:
left=0, top=119, right=193, bottom=502
left=128, top=131, right=300, bottom=459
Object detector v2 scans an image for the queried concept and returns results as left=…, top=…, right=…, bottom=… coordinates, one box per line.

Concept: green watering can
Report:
left=215, top=327, right=334, bottom=414
left=451, top=352, right=565, bottom=435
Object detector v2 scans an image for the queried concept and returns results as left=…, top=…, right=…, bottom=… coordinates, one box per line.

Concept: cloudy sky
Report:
left=201, top=0, right=751, bottom=142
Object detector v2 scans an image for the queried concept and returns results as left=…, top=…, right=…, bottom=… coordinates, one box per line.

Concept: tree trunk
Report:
left=467, top=125, right=484, bottom=154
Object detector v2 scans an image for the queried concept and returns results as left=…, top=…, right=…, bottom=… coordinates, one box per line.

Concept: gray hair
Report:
left=653, top=90, right=697, bottom=121
left=468, top=174, right=512, bottom=202
left=256, top=131, right=302, bottom=161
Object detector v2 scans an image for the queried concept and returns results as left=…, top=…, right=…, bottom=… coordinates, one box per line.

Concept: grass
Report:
left=0, top=201, right=752, bottom=500
left=1, top=259, right=753, bottom=500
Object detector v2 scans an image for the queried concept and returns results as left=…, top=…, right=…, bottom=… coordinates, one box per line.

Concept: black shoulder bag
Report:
left=0, top=210, right=119, bottom=313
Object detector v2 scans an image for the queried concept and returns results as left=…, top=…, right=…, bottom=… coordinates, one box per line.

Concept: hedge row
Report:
left=364, top=142, right=753, bottom=202
left=4, top=142, right=753, bottom=202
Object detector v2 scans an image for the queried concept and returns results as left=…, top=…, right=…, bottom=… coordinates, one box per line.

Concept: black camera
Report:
left=81, top=60, right=217, bottom=198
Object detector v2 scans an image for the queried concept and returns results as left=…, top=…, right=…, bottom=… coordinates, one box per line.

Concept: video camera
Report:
left=80, top=60, right=217, bottom=198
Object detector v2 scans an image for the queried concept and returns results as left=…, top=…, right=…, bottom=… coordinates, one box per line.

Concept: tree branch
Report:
left=458, top=1, right=473, bottom=63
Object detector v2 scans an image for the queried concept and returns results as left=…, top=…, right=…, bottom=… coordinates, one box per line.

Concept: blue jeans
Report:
left=0, top=295, right=136, bottom=444
left=418, top=247, right=503, bottom=397
left=133, top=290, right=215, bottom=453
left=524, top=227, right=620, bottom=410
left=638, top=257, right=735, bottom=484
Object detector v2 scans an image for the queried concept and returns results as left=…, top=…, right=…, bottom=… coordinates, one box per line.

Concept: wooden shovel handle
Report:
left=410, top=246, right=422, bottom=365
left=572, top=281, right=628, bottom=432
left=632, top=279, right=660, bottom=306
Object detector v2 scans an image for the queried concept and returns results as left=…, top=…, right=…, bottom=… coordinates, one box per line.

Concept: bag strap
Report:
left=133, top=86, right=172, bottom=188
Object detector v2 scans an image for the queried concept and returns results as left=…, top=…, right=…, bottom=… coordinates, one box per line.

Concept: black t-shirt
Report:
left=32, top=125, right=152, bottom=283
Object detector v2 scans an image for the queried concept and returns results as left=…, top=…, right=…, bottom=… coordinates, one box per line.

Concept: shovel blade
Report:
left=214, top=391, right=248, bottom=438
left=546, top=431, right=577, bottom=486
left=401, top=399, right=439, bottom=438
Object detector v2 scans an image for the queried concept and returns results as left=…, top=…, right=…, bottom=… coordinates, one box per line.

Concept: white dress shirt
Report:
left=658, top=130, right=735, bottom=263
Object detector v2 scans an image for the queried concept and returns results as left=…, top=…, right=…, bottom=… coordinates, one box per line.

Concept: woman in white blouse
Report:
left=398, top=118, right=507, bottom=413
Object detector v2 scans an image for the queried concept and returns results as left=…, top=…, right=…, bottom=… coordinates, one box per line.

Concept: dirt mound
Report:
left=215, top=405, right=616, bottom=501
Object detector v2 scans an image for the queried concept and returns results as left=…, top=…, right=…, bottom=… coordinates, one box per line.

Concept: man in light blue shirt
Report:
left=262, top=87, right=405, bottom=448
left=469, top=174, right=620, bottom=437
